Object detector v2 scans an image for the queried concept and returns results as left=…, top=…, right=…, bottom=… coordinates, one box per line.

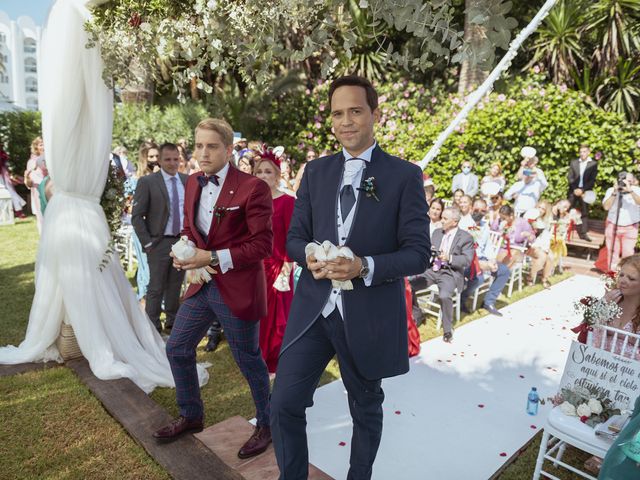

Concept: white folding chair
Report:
left=507, top=239, right=528, bottom=298
left=532, top=326, right=640, bottom=480
left=442, top=199, right=453, bottom=208
left=415, top=284, right=461, bottom=331
left=471, top=231, right=503, bottom=310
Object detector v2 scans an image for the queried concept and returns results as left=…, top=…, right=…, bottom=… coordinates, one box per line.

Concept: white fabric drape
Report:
left=0, top=0, right=208, bottom=393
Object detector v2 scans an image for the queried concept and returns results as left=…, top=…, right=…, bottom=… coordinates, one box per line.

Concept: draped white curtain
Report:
left=0, top=0, right=207, bottom=393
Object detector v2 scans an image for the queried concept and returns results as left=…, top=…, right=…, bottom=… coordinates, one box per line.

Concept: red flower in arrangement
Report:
left=580, top=415, right=589, bottom=423
left=579, top=296, right=593, bottom=306
left=128, top=12, right=142, bottom=28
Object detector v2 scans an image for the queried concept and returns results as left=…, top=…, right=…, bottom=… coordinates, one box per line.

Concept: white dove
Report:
left=171, top=236, right=212, bottom=285
left=305, top=241, right=356, bottom=290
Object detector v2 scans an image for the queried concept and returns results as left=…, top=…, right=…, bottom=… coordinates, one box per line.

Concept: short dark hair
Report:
left=159, top=142, right=179, bottom=157
left=499, top=204, right=514, bottom=216
left=328, top=75, right=378, bottom=112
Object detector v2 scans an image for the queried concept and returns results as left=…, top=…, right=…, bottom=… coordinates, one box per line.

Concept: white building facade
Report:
left=0, top=12, right=42, bottom=111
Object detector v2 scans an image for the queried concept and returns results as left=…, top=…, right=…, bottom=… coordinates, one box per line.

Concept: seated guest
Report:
left=409, top=207, right=474, bottom=342
left=461, top=210, right=511, bottom=317
left=487, top=191, right=504, bottom=224
left=504, top=169, right=545, bottom=216
left=471, top=198, right=489, bottom=223
left=451, top=160, right=479, bottom=197
left=491, top=204, right=535, bottom=268
left=457, top=194, right=476, bottom=231
left=428, top=198, right=444, bottom=236
left=452, top=188, right=464, bottom=207
left=527, top=200, right=555, bottom=288
left=481, top=163, right=506, bottom=192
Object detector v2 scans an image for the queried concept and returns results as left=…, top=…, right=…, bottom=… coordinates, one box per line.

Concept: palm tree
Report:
left=526, top=0, right=586, bottom=84
left=584, top=0, right=640, bottom=75
left=596, top=57, right=640, bottom=121
left=458, top=0, right=490, bottom=94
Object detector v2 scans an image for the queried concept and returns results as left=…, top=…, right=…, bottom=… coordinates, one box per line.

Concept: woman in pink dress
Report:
left=23, top=136, right=45, bottom=232
left=254, top=151, right=295, bottom=374
left=593, top=254, right=640, bottom=360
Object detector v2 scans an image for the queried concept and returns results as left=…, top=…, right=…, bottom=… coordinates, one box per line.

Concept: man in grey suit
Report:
left=451, top=160, right=479, bottom=197
left=132, top=143, right=187, bottom=332
left=409, top=206, right=474, bottom=342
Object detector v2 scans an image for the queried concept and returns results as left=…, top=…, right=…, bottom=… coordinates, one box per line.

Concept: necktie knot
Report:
left=197, top=174, right=220, bottom=188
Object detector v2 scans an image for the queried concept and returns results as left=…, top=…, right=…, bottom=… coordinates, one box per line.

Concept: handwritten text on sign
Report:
left=559, top=341, right=639, bottom=410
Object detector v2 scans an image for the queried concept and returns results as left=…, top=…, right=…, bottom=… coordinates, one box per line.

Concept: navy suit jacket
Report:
left=282, top=145, right=431, bottom=380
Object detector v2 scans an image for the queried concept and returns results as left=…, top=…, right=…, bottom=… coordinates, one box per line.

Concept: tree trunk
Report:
left=458, top=0, right=490, bottom=94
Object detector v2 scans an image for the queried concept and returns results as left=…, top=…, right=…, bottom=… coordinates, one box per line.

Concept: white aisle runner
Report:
left=305, top=274, right=603, bottom=480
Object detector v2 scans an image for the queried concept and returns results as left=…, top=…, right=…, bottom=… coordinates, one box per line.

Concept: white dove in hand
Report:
left=171, top=236, right=212, bottom=285
left=305, top=241, right=356, bottom=290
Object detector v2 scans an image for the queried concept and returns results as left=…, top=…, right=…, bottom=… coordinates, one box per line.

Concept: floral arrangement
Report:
left=357, top=177, right=379, bottom=201
left=548, top=386, right=620, bottom=427
left=601, top=271, right=618, bottom=291
left=571, top=295, right=623, bottom=343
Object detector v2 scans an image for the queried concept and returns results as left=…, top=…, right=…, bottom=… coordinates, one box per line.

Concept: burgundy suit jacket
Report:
left=181, top=165, right=273, bottom=321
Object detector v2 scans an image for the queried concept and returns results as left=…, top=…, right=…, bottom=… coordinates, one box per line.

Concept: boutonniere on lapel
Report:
left=214, top=206, right=227, bottom=225
left=357, top=176, right=380, bottom=202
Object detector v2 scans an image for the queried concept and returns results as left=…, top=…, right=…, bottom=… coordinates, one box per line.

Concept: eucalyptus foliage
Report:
left=86, top=0, right=519, bottom=98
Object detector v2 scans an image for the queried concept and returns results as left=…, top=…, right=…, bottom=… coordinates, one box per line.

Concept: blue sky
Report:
left=0, top=0, right=55, bottom=26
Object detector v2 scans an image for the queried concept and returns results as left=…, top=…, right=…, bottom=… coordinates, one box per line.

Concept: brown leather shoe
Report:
left=237, top=426, right=272, bottom=459
left=153, top=416, right=203, bottom=441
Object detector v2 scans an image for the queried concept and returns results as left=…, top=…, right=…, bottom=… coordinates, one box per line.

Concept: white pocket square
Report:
left=226, top=206, right=240, bottom=211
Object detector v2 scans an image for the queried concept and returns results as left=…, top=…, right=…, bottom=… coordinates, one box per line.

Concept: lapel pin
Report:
left=230, top=190, right=234, bottom=194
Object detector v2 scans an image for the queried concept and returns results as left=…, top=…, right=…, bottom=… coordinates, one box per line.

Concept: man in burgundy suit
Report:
left=152, top=118, right=274, bottom=459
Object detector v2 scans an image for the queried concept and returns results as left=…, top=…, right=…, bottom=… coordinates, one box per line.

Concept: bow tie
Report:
left=197, top=174, right=220, bottom=187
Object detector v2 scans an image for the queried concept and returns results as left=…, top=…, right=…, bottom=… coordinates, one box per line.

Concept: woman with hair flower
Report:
left=253, top=148, right=295, bottom=374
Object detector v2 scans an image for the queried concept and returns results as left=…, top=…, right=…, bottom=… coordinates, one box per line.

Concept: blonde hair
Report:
left=253, top=158, right=281, bottom=176
left=489, top=162, right=502, bottom=176
left=30, top=136, right=43, bottom=155
left=137, top=141, right=158, bottom=177
left=536, top=200, right=554, bottom=227
left=618, top=254, right=640, bottom=332
left=195, top=118, right=234, bottom=147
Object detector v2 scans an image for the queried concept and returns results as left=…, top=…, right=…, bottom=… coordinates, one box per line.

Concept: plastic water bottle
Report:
left=527, top=387, right=539, bottom=416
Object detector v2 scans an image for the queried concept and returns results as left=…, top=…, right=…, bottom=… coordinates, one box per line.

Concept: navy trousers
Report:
left=271, top=309, right=384, bottom=480
left=166, top=281, right=271, bottom=425
left=461, top=262, right=511, bottom=307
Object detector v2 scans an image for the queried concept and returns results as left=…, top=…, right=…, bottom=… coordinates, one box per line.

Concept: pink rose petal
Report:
left=500, top=452, right=507, bottom=457
left=339, top=441, right=346, bottom=446
left=395, top=410, right=401, bottom=415
left=519, top=375, right=525, bottom=379
left=530, top=425, right=537, bottom=429
left=478, top=404, right=485, bottom=408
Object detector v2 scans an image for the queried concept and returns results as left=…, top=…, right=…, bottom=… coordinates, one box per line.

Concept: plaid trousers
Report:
left=166, top=280, right=271, bottom=425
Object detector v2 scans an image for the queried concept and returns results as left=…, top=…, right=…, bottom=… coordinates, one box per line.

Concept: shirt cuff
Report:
left=363, top=256, right=374, bottom=287
left=217, top=249, right=233, bottom=274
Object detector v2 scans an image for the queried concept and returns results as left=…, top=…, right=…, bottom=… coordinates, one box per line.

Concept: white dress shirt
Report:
left=578, top=158, right=591, bottom=188
left=603, top=186, right=640, bottom=226
left=195, top=162, right=233, bottom=273
left=440, top=227, right=458, bottom=257
left=321, top=143, right=376, bottom=319
left=504, top=179, right=544, bottom=214
left=161, top=168, right=185, bottom=236
left=458, top=213, right=476, bottom=232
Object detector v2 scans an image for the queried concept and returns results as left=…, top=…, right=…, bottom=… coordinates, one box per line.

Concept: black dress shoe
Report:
left=484, top=304, right=503, bottom=317
left=205, top=333, right=221, bottom=352
left=579, top=233, right=592, bottom=242
left=443, top=331, right=453, bottom=343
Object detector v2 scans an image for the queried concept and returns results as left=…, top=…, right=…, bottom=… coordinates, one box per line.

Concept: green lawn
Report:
left=0, top=217, right=589, bottom=479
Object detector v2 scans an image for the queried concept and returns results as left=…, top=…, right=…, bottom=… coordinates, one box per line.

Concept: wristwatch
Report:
left=209, top=251, right=220, bottom=267
left=359, top=256, right=370, bottom=279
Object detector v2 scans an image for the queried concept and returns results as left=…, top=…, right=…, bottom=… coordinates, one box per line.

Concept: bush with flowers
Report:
left=290, top=71, right=640, bottom=215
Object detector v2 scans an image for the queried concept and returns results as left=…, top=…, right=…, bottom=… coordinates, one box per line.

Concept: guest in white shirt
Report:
left=457, top=194, right=476, bottom=231
left=602, top=172, right=640, bottom=269
left=451, top=161, right=479, bottom=197
left=504, top=171, right=545, bottom=216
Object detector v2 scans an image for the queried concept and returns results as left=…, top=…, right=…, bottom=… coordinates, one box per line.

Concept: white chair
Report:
left=0, top=186, right=14, bottom=226
left=415, top=284, right=461, bottom=331
left=506, top=240, right=528, bottom=298
left=442, top=199, right=453, bottom=208
left=532, top=326, right=640, bottom=480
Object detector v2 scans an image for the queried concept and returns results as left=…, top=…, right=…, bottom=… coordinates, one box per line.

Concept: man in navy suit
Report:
left=270, top=76, right=431, bottom=480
